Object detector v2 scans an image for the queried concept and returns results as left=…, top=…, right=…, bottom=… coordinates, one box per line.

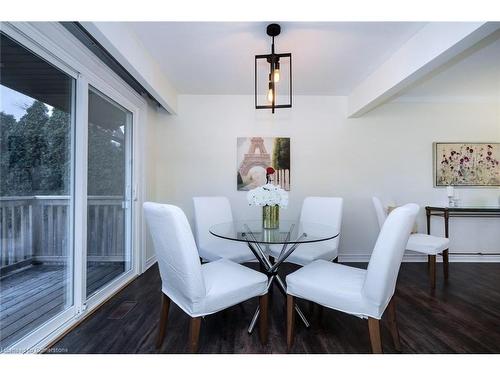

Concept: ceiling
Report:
left=1, top=33, right=73, bottom=112
left=129, top=22, right=427, bottom=95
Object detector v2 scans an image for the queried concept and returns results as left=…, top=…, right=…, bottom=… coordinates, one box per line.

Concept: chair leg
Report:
left=259, top=294, right=269, bottom=344
left=286, top=295, right=295, bottom=351
left=308, top=301, right=315, bottom=316
left=367, top=318, right=382, bottom=354
left=156, top=293, right=170, bottom=349
left=386, top=298, right=402, bottom=352
left=189, top=317, right=202, bottom=353
left=429, top=255, right=436, bottom=289
left=318, top=304, right=324, bottom=322
left=443, top=249, right=449, bottom=280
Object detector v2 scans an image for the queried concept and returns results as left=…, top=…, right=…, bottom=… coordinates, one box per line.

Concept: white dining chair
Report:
left=372, top=197, right=450, bottom=289
left=286, top=203, right=419, bottom=353
left=193, top=196, right=256, bottom=263
left=269, top=197, right=343, bottom=266
left=143, top=202, right=268, bottom=352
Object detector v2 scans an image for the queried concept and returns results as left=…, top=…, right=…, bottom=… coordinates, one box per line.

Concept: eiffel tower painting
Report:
left=237, top=137, right=290, bottom=191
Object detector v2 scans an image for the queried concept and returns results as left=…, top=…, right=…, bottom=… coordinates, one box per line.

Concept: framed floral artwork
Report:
left=434, top=142, right=500, bottom=187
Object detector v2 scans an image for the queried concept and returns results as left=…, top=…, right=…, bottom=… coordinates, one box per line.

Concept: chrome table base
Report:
left=242, top=225, right=310, bottom=334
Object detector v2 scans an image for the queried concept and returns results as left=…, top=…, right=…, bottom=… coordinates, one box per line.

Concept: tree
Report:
left=272, top=138, right=290, bottom=171
left=0, top=111, right=18, bottom=195
left=1, top=102, right=49, bottom=195
left=42, top=108, right=71, bottom=194
left=87, top=123, right=126, bottom=196
left=1, top=99, right=125, bottom=197
left=0, top=101, right=71, bottom=196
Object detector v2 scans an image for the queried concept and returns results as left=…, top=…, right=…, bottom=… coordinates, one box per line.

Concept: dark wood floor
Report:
left=49, top=261, right=500, bottom=354
left=0, top=262, right=124, bottom=348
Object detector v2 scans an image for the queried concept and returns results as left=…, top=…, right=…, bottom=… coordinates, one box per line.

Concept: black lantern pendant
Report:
left=255, top=23, right=292, bottom=113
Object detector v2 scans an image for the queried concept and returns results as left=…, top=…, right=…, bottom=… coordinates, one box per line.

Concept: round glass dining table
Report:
left=210, top=220, right=339, bottom=333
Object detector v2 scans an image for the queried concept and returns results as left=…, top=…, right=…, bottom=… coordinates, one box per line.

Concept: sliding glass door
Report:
left=0, top=23, right=140, bottom=352
left=0, top=32, right=75, bottom=348
left=86, top=87, right=132, bottom=298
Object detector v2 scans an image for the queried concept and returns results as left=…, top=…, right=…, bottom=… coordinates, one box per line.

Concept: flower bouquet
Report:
left=246, top=168, right=288, bottom=229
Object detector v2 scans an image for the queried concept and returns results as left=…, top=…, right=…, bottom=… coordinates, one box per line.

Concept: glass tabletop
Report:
left=209, top=220, right=339, bottom=245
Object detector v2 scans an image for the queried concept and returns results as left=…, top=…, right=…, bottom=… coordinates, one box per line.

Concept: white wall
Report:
left=143, top=101, right=165, bottom=263
left=82, top=22, right=178, bottom=113
left=149, top=94, right=500, bottom=261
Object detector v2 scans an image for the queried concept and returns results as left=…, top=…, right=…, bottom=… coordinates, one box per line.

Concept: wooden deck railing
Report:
left=0, top=196, right=125, bottom=269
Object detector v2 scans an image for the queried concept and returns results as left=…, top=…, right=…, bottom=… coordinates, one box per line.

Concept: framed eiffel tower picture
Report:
left=237, top=137, right=290, bottom=191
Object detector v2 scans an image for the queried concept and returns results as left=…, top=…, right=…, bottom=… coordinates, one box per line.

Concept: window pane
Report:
left=86, top=87, right=132, bottom=298
left=0, top=32, right=74, bottom=348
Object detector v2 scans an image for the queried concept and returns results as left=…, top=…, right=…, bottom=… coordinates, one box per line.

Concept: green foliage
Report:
left=272, top=138, right=290, bottom=170
left=1, top=100, right=125, bottom=197
left=87, top=123, right=125, bottom=196
left=0, top=101, right=55, bottom=195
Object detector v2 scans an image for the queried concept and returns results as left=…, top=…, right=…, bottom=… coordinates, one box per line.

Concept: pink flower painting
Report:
left=435, top=143, right=500, bottom=186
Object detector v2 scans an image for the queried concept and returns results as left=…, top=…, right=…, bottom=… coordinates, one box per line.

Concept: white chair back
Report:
left=372, top=197, right=387, bottom=230
left=362, top=203, right=419, bottom=308
left=143, top=202, right=206, bottom=309
left=193, top=196, right=233, bottom=249
left=300, top=197, right=343, bottom=247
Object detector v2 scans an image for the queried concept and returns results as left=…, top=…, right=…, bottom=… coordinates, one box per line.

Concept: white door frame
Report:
left=0, top=21, right=148, bottom=353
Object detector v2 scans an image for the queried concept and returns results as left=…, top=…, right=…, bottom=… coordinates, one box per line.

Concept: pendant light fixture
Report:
left=255, top=23, right=292, bottom=113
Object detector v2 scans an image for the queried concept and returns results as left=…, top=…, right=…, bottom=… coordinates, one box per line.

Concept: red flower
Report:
left=266, top=167, right=275, bottom=175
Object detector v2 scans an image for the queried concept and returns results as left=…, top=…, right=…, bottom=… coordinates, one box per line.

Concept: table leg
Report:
left=426, top=207, right=431, bottom=235
left=443, top=209, right=450, bottom=280
left=444, top=209, right=449, bottom=238
left=248, top=306, right=260, bottom=334
left=274, top=275, right=310, bottom=328
left=244, top=229, right=310, bottom=333
left=443, top=249, right=449, bottom=280
left=247, top=274, right=310, bottom=333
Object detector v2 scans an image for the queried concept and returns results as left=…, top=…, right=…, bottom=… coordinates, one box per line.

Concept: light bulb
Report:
left=267, top=88, right=274, bottom=103
left=273, top=68, right=280, bottom=83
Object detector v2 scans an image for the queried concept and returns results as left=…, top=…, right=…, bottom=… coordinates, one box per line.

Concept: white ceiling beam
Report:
left=347, top=22, right=500, bottom=118
left=81, top=22, right=178, bottom=114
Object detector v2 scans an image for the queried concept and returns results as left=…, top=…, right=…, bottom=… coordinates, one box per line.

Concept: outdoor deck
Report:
left=0, top=262, right=124, bottom=349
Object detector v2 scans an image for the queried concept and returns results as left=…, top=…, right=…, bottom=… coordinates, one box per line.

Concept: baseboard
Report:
left=144, top=255, right=157, bottom=272
left=339, top=252, right=500, bottom=263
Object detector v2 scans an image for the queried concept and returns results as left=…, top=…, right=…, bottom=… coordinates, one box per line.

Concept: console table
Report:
left=425, top=206, right=500, bottom=256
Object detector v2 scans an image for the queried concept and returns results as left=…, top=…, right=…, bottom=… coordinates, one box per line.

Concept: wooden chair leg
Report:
left=429, top=255, right=436, bottom=289
left=367, top=318, right=382, bottom=354
left=308, top=301, right=315, bottom=316
left=259, top=294, right=269, bottom=344
left=443, top=249, right=449, bottom=280
left=318, top=304, right=324, bottom=322
left=189, top=317, right=202, bottom=353
left=386, top=298, right=402, bottom=352
left=286, top=295, right=295, bottom=351
left=156, top=293, right=170, bottom=349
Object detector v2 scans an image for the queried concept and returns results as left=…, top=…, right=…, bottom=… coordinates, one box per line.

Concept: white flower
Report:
left=247, top=183, right=288, bottom=208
